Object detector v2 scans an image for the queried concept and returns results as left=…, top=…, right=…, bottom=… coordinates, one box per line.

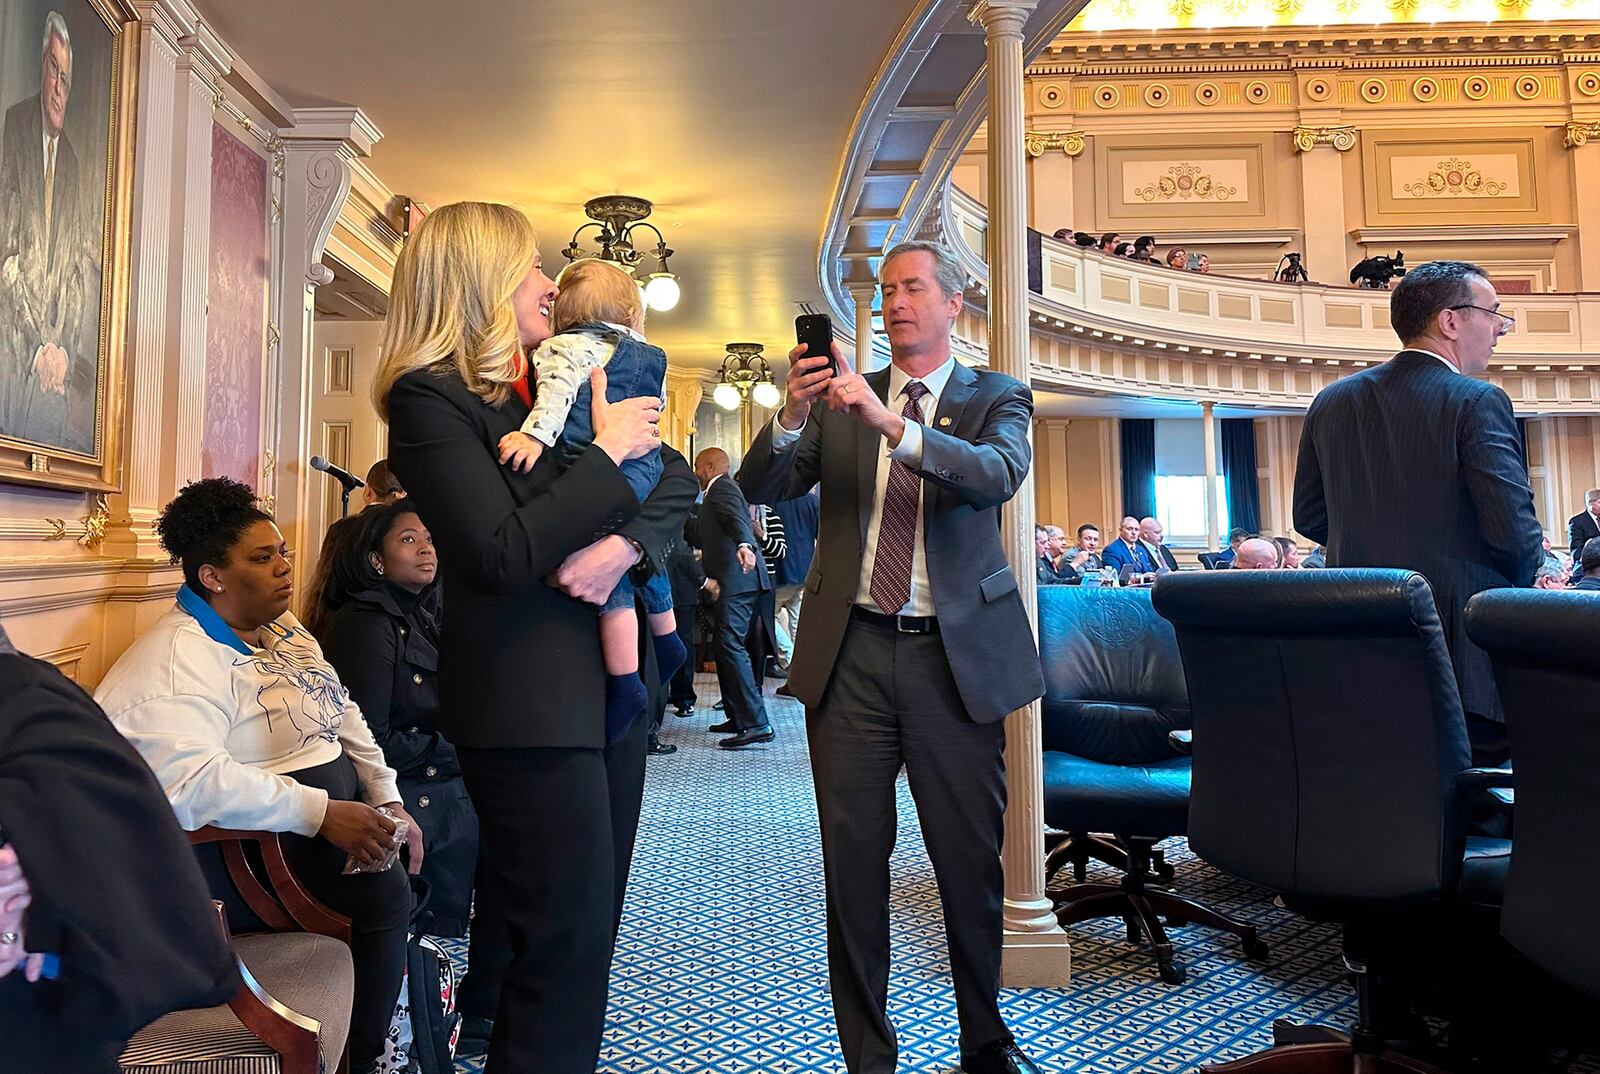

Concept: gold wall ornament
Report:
left=1565, top=122, right=1600, bottom=149
left=78, top=496, right=110, bottom=549
left=1293, top=125, right=1358, bottom=152
left=1025, top=130, right=1087, bottom=157
left=1134, top=163, right=1239, bottom=202
left=1401, top=157, right=1508, bottom=197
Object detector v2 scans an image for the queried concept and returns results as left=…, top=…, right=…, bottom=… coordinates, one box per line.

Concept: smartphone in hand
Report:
left=795, top=314, right=836, bottom=377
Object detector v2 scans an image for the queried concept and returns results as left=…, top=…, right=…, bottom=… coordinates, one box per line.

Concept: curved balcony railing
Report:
left=941, top=183, right=1600, bottom=412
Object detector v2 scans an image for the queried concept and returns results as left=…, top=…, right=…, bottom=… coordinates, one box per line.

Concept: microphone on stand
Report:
left=311, top=457, right=365, bottom=518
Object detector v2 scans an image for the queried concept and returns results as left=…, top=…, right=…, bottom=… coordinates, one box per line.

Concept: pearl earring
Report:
left=214, top=586, right=223, bottom=593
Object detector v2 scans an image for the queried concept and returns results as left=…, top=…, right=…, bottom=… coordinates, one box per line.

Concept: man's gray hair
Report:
left=43, top=10, right=72, bottom=63
left=1587, top=488, right=1600, bottom=505
left=880, top=241, right=967, bottom=300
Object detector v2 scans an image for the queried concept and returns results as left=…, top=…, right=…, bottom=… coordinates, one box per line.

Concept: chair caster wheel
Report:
left=1243, top=938, right=1270, bottom=961
left=1164, top=916, right=1189, bottom=929
left=1158, top=959, right=1186, bottom=985
left=1155, top=862, right=1176, bottom=883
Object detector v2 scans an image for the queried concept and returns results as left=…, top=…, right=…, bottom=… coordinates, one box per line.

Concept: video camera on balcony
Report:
left=1350, top=252, right=1407, bottom=289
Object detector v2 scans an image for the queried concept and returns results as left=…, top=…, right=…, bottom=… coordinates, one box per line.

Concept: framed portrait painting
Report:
left=0, top=0, right=135, bottom=491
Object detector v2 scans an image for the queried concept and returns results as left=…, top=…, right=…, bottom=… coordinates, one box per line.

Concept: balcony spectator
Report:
left=1165, top=247, right=1188, bottom=270
left=1099, top=232, right=1120, bottom=254
left=1195, top=253, right=1211, bottom=274
left=1131, top=236, right=1158, bottom=264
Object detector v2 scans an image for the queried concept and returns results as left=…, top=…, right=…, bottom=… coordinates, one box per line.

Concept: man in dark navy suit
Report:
left=693, top=448, right=773, bottom=748
left=1569, top=489, right=1599, bottom=582
left=1294, top=260, right=1542, bottom=764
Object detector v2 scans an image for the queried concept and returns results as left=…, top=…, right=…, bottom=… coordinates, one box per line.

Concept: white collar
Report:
left=602, top=321, right=646, bottom=343
left=886, top=355, right=957, bottom=403
left=1409, top=348, right=1461, bottom=374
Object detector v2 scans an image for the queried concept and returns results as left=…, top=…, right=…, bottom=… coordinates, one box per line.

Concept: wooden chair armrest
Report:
left=226, top=955, right=324, bottom=1074
left=188, top=828, right=351, bottom=945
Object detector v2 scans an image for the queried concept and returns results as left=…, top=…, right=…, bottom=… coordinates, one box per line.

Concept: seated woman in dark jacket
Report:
left=320, top=503, right=477, bottom=935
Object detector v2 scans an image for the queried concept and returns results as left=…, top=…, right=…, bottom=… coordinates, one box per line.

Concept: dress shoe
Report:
left=718, top=725, right=775, bottom=749
left=707, top=719, right=739, bottom=734
left=963, top=1040, right=1045, bottom=1074
left=713, top=699, right=726, bottom=711
left=647, top=736, right=678, bottom=756
left=672, top=703, right=695, bottom=718
left=456, top=1016, right=492, bottom=1058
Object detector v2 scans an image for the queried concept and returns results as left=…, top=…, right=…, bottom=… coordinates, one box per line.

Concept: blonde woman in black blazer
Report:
left=376, top=202, right=695, bottom=1073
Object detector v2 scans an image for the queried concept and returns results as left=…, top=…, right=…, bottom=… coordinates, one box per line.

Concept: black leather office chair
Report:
left=1466, top=589, right=1600, bottom=1001
left=1037, top=586, right=1265, bottom=984
left=1197, top=552, right=1227, bottom=570
left=1152, top=569, right=1511, bottom=1073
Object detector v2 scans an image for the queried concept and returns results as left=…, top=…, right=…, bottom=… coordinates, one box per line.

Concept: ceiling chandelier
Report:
left=714, top=343, right=781, bottom=411
left=561, top=195, right=681, bottom=313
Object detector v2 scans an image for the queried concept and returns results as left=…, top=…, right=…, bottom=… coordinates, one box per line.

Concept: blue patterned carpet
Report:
left=440, top=674, right=1592, bottom=1073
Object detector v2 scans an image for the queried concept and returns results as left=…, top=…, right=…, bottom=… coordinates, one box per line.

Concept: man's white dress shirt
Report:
left=770, top=356, right=957, bottom=616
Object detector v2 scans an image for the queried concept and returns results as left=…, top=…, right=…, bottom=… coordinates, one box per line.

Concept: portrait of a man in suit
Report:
left=0, top=6, right=107, bottom=455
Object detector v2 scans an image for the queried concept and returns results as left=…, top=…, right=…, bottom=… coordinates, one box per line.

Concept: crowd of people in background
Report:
left=1051, top=229, right=1211, bottom=274
left=1036, top=518, right=1325, bottom=586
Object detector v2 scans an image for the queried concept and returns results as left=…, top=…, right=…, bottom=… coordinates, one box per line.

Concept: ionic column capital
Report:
left=1024, top=129, right=1085, bottom=158
left=1292, top=124, right=1358, bottom=153
left=1564, top=121, right=1600, bottom=149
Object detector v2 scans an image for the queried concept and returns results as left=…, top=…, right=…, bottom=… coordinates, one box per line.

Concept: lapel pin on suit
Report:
left=938, top=416, right=951, bottom=427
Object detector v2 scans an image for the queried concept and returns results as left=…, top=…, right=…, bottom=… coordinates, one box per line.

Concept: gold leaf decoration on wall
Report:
left=1134, top=163, right=1240, bottom=202
left=1401, top=158, right=1508, bottom=198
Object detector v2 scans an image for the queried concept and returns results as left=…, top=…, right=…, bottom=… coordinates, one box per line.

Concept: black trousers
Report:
left=809, top=616, right=1010, bottom=1074
left=668, top=602, right=699, bottom=708
left=200, top=754, right=411, bottom=1074
left=712, top=589, right=769, bottom=731
left=747, top=588, right=776, bottom=681
left=456, top=711, right=647, bottom=1074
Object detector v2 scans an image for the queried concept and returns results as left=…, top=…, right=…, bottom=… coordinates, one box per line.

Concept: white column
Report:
left=171, top=26, right=232, bottom=487
left=1202, top=401, right=1220, bottom=551
left=975, top=0, right=1072, bottom=989
left=847, top=278, right=878, bottom=372
left=105, top=3, right=189, bottom=559
left=276, top=108, right=382, bottom=589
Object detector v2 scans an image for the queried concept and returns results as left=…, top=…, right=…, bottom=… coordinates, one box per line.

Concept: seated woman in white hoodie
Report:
left=95, top=477, right=422, bottom=1074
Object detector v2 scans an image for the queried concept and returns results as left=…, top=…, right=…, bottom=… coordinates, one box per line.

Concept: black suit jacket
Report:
left=698, top=474, right=768, bottom=595
left=738, top=361, right=1044, bottom=724
left=386, top=368, right=697, bottom=749
left=1293, top=350, right=1542, bottom=721
left=1569, top=510, right=1599, bottom=560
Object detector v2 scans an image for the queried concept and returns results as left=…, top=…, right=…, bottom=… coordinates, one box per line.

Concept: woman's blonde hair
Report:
left=551, top=259, right=644, bottom=335
left=373, top=202, right=539, bottom=417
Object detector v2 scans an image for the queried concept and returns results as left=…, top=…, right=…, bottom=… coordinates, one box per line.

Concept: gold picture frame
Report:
left=0, top=0, right=138, bottom=493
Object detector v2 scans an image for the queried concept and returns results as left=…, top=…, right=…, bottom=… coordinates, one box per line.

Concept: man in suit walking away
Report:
left=693, top=448, right=774, bottom=749
left=1568, top=488, right=1600, bottom=582
left=739, top=241, right=1046, bottom=1074
left=1294, top=260, right=1542, bottom=766
left=665, top=518, right=705, bottom=717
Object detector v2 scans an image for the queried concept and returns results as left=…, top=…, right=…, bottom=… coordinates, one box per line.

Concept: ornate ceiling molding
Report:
left=1024, top=130, right=1087, bottom=157
left=1292, top=124, right=1358, bottom=152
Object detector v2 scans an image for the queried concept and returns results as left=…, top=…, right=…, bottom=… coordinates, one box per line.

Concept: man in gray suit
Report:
left=1294, top=260, right=1542, bottom=765
left=739, top=241, right=1045, bottom=1074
